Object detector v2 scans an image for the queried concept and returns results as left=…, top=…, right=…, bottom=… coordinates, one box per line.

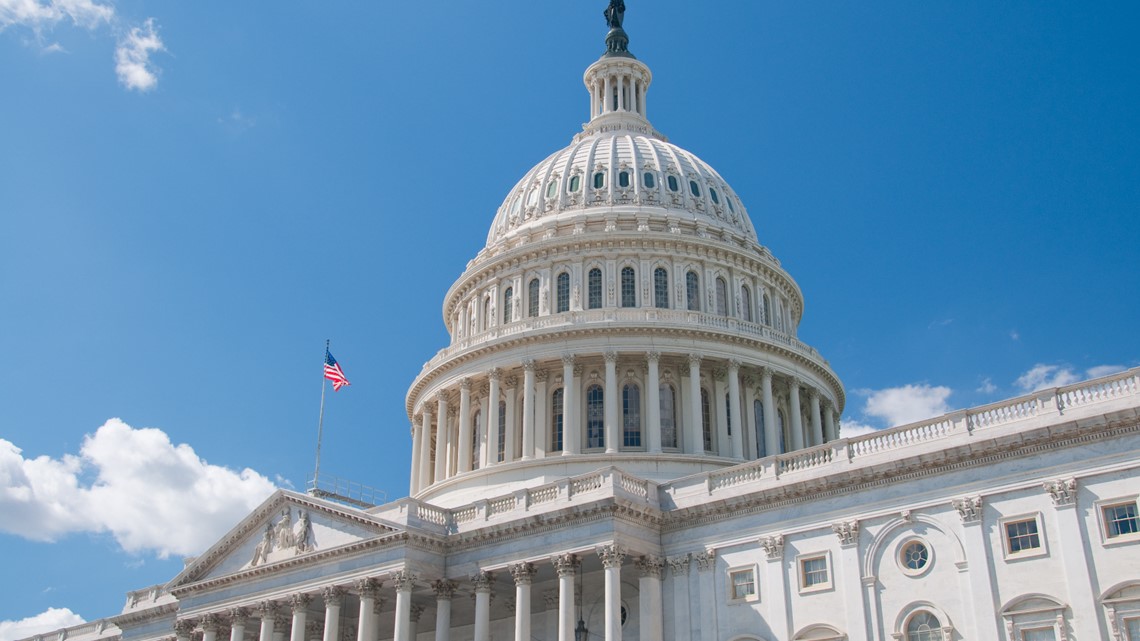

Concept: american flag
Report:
left=324, top=350, right=351, bottom=391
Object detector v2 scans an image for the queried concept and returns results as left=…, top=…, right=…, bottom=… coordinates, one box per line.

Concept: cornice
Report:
left=109, top=602, right=179, bottom=627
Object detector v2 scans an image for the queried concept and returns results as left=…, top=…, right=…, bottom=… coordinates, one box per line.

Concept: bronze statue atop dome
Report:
left=604, top=0, right=625, bottom=29
left=602, top=0, right=632, bottom=57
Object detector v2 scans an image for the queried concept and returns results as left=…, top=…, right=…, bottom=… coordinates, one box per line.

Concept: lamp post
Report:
left=574, top=562, right=588, bottom=641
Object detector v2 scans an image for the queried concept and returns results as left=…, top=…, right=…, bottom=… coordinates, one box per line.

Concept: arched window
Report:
left=906, top=612, right=945, bottom=641
left=761, top=293, right=770, bottom=325
left=528, top=278, right=540, bottom=317
left=497, top=400, right=507, bottom=462
left=686, top=271, right=700, bottom=311
left=643, top=172, right=656, bottom=189
left=618, top=171, right=630, bottom=188
left=482, top=296, right=490, bottom=331
left=660, top=384, right=677, bottom=449
left=471, top=409, right=482, bottom=470
left=777, top=409, right=787, bottom=453
left=754, top=400, right=766, bottom=458
left=588, top=268, right=603, bottom=309
left=620, top=266, right=636, bottom=307
left=701, top=388, right=713, bottom=452
left=546, top=179, right=557, bottom=199
left=709, top=187, right=720, bottom=204
left=586, top=385, right=605, bottom=449
left=568, top=174, right=581, bottom=193
left=556, top=272, right=570, bottom=313
left=551, top=388, right=564, bottom=453
left=689, top=180, right=701, bottom=197
left=715, top=277, right=728, bottom=316
left=622, top=384, right=642, bottom=447
left=503, top=287, right=513, bottom=324
left=593, top=171, right=605, bottom=189
left=741, top=285, right=753, bottom=322
left=653, top=267, right=669, bottom=308
left=667, top=175, right=680, bottom=192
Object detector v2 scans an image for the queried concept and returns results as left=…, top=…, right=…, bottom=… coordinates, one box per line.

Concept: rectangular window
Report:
left=1126, top=618, right=1140, bottom=641
left=1021, top=628, right=1057, bottom=641
left=1006, top=518, right=1041, bottom=553
left=799, top=554, right=830, bottom=591
left=728, top=567, right=757, bottom=601
left=1104, top=502, right=1140, bottom=539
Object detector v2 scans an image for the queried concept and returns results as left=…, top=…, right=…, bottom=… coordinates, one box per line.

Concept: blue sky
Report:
left=1, top=0, right=1138, bottom=634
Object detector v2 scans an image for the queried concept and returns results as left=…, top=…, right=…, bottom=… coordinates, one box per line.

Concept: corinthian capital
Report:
left=596, top=544, right=625, bottom=569
left=509, top=562, right=536, bottom=585
left=551, top=553, right=580, bottom=577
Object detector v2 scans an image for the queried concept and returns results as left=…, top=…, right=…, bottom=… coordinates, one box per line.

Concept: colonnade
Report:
left=588, top=68, right=647, bottom=119
left=411, top=351, right=840, bottom=493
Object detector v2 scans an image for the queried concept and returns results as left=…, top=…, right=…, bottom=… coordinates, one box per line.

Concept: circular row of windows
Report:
left=511, top=171, right=737, bottom=216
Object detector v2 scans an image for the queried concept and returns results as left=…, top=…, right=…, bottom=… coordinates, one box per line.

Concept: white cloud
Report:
left=1087, top=364, right=1126, bottom=379
left=976, top=377, right=998, bottom=394
left=1014, top=364, right=1081, bottom=392
left=0, top=419, right=276, bottom=558
left=1009, top=330, right=1020, bottom=341
left=838, top=419, right=881, bottom=439
left=862, top=384, right=953, bottom=427
left=114, top=18, right=162, bottom=92
left=0, top=607, right=84, bottom=641
left=0, top=0, right=113, bottom=31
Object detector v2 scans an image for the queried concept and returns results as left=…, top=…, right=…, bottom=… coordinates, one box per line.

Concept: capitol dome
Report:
left=406, top=16, right=844, bottom=508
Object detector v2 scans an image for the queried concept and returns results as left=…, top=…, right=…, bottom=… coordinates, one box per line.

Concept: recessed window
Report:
left=588, top=268, right=603, bottom=309
left=728, top=567, right=758, bottom=602
left=556, top=272, right=570, bottom=313
left=622, top=383, right=642, bottom=447
left=502, top=286, right=513, bottom=324
left=569, top=175, right=581, bottom=193
left=905, top=612, right=945, bottom=641
left=667, top=175, right=679, bottom=192
left=1125, top=618, right=1140, bottom=641
left=643, top=172, right=656, bottom=188
left=700, top=388, right=713, bottom=452
left=709, top=187, right=720, bottom=204
left=546, top=179, right=557, bottom=199
left=497, top=400, right=507, bottom=462
left=586, top=384, right=605, bottom=449
left=593, top=172, right=605, bottom=189
left=551, top=388, right=564, bottom=453
left=526, top=188, right=539, bottom=208
left=620, top=266, right=636, bottom=307
left=727, top=197, right=736, bottom=213
left=715, top=277, right=728, bottom=316
left=660, top=384, right=677, bottom=449
left=1103, top=501, right=1140, bottom=540
left=653, top=267, right=669, bottom=309
left=685, top=271, right=700, bottom=311
left=528, top=278, right=540, bottom=318
left=798, top=554, right=831, bottom=592
left=741, top=285, right=752, bottom=322
left=1004, top=517, right=1043, bottom=556
left=689, top=180, right=701, bottom=197
left=899, top=539, right=930, bottom=575
left=618, top=171, right=630, bottom=188
left=1021, top=628, right=1057, bottom=641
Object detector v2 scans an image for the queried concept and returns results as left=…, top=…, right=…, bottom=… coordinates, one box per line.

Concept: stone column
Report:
left=371, top=599, right=386, bottom=641
left=410, top=422, right=422, bottom=494
left=458, top=379, right=473, bottom=473
left=809, top=390, right=824, bottom=446
left=504, top=377, right=518, bottom=462
left=175, top=620, right=194, bottom=641
left=471, top=571, right=494, bottom=641
left=321, top=588, right=343, bottom=641
left=760, top=537, right=788, bottom=640
left=201, top=615, right=221, bottom=641
left=432, top=581, right=456, bottom=641
left=761, top=368, right=779, bottom=455
left=646, top=352, right=662, bottom=453
left=289, top=596, right=310, bottom=641
left=952, top=496, right=1003, bottom=640
left=408, top=605, right=424, bottom=641
left=687, top=354, right=703, bottom=454
left=1042, top=479, right=1103, bottom=640
left=355, top=579, right=377, bottom=641
left=488, top=369, right=501, bottom=464
left=636, top=556, right=664, bottom=641
left=667, top=555, right=691, bottom=641
left=742, top=376, right=758, bottom=459
left=419, top=408, right=434, bottom=488
left=823, top=403, right=837, bottom=442
left=603, top=75, right=612, bottom=113
left=552, top=554, right=579, bottom=641
left=434, top=392, right=449, bottom=481
left=832, top=522, right=868, bottom=641
left=598, top=545, right=625, bottom=641
left=522, top=361, right=536, bottom=460
left=256, top=602, right=278, bottom=641
left=510, top=563, right=536, bottom=641
left=229, top=608, right=249, bottom=641
left=392, top=571, right=417, bottom=641
left=727, top=360, right=744, bottom=459
left=604, top=352, right=619, bottom=453
left=562, top=356, right=580, bottom=455
left=694, top=552, right=718, bottom=641
left=272, top=613, right=288, bottom=641
left=789, top=378, right=805, bottom=451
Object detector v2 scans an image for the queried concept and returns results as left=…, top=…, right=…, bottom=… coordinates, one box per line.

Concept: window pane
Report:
left=1005, top=519, right=1041, bottom=552
left=689, top=180, right=701, bottom=197
left=801, top=557, right=828, bottom=587
left=715, top=277, right=728, bottom=316
left=710, top=187, right=720, bottom=204
left=660, top=384, right=677, bottom=448
left=667, top=175, right=679, bottom=192
left=594, top=172, right=605, bottom=189
left=1125, top=618, right=1140, bottom=641
left=471, top=410, right=481, bottom=470
left=588, top=268, right=603, bottom=309
left=569, top=175, right=580, bottom=192
left=623, top=384, right=642, bottom=447
left=686, top=271, right=700, bottom=311
left=741, top=286, right=752, bottom=322
left=731, top=570, right=755, bottom=599
left=701, top=388, right=713, bottom=452
left=725, top=392, right=732, bottom=436
left=503, top=287, right=513, bottom=324
left=1022, top=629, right=1056, bottom=641
left=497, top=400, right=507, bottom=462
left=618, top=171, right=630, bottom=188
left=528, top=278, right=540, bottom=317
left=906, top=612, right=944, bottom=641
left=1105, top=503, right=1140, bottom=537
left=546, top=180, right=557, bottom=198
left=621, top=266, right=636, bottom=307
left=643, top=172, right=655, bottom=188
left=551, top=389, right=564, bottom=452
left=754, top=400, right=766, bottom=457
left=556, top=272, right=570, bottom=313
left=654, top=268, right=669, bottom=308
left=586, top=385, right=605, bottom=449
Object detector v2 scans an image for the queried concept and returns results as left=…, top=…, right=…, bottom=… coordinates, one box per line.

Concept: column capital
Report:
left=522, top=359, right=536, bottom=371
left=1043, top=478, right=1077, bottom=507
left=174, top=620, right=196, bottom=637
left=255, top=601, right=279, bottom=619
left=505, top=375, right=518, bottom=388
left=809, top=389, right=821, bottom=402
left=471, top=570, right=495, bottom=593
left=635, top=555, right=664, bottom=579
left=597, top=544, right=625, bottom=568
left=952, top=495, right=983, bottom=523
left=289, top=594, right=311, bottom=613
left=760, top=535, right=784, bottom=560
left=460, top=377, right=472, bottom=390
left=687, top=353, right=702, bottom=367
left=392, top=570, right=418, bottom=592
left=551, top=553, right=580, bottom=577
left=354, top=578, right=378, bottom=600
left=789, top=375, right=802, bottom=388
left=228, top=607, right=250, bottom=625
left=759, top=366, right=773, bottom=382
left=561, top=354, right=576, bottom=367
left=535, top=369, right=549, bottom=382
left=436, top=389, right=448, bottom=403
left=727, top=358, right=742, bottom=372
left=693, top=550, right=716, bottom=572
left=489, top=367, right=502, bottom=381
left=322, top=586, right=344, bottom=607
left=200, top=614, right=221, bottom=632
left=831, top=520, right=859, bottom=547
left=432, top=579, right=458, bottom=600
left=604, top=351, right=618, bottom=363
left=666, top=553, right=690, bottom=576
left=509, top=562, right=537, bottom=585
left=646, top=350, right=660, bottom=363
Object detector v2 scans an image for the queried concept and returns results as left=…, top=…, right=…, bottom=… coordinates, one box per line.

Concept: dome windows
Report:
left=588, top=268, right=603, bottom=309
left=689, top=180, right=701, bottom=198
left=667, top=175, right=679, bottom=192
left=643, top=172, right=656, bottom=189
left=685, top=271, right=700, bottom=311
left=620, top=266, right=636, bottom=307
left=618, top=170, right=630, bottom=188
left=593, top=172, right=606, bottom=189
left=709, top=187, right=720, bottom=205
left=528, top=278, right=540, bottom=317
left=556, top=272, right=570, bottom=313
left=546, top=179, right=558, bottom=199
left=653, top=267, right=669, bottom=308
left=502, top=287, right=514, bottom=324
left=568, top=175, right=581, bottom=193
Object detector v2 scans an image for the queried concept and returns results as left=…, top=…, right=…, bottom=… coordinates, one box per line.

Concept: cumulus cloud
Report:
left=861, top=384, right=953, bottom=427
left=976, top=378, right=998, bottom=394
left=837, top=419, right=881, bottom=438
left=0, top=419, right=276, bottom=558
left=114, top=18, right=162, bottom=92
left=1015, top=363, right=1128, bottom=392
left=0, top=0, right=164, bottom=90
left=0, top=607, right=84, bottom=641
left=1087, top=364, right=1127, bottom=379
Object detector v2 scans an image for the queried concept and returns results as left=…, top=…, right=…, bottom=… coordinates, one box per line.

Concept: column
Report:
left=603, top=352, right=619, bottom=453
left=392, top=571, right=417, bottom=641
left=727, top=360, right=743, bottom=459
left=471, top=571, right=494, bottom=641
left=201, top=615, right=221, bottom=641
left=598, top=545, right=625, bottom=641
left=432, top=581, right=456, bottom=641
left=823, top=403, right=837, bottom=442
left=636, top=556, right=664, bottom=641
left=408, top=606, right=424, bottom=641
left=646, top=352, right=662, bottom=454
left=1043, top=479, right=1103, bottom=640
left=510, top=563, right=536, bottom=641
left=694, top=552, right=718, bottom=641
left=321, top=588, right=342, bottom=641
left=687, top=354, right=703, bottom=454
left=522, top=361, right=536, bottom=460
left=488, top=369, right=501, bottom=464
left=229, top=608, right=249, bottom=641
left=419, top=409, right=434, bottom=488
left=458, top=379, right=473, bottom=473
left=504, top=377, right=518, bottom=462
left=617, top=75, right=625, bottom=111
left=788, top=378, right=805, bottom=451
left=410, top=423, right=422, bottom=494
left=289, top=596, right=310, bottom=641
left=832, top=522, right=868, bottom=641
left=435, top=392, right=448, bottom=481
left=742, top=377, right=757, bottom=459
left=760, top=537, right=789, bottom=641
left=667, top=555, right=691, bottom=641
left=809, top=391, right=824, bottom=446
left=603, top=75, right=612, bottom=113
left=552, top=554, right=579, bottom=641
left=256, top=602, right=277, bottom=641
left=562, top=357, right=580, bottom=455
left=175, top=620, right=194, bottom=641
left=355, top=579, right=377, bottom=641
left=952, top=496, right=1003, bottom=640
left=371, top=599, right=386, bottom=641
left=272, top=613, right=288, bottom=641
left=761, top=368, right=779, bottom=455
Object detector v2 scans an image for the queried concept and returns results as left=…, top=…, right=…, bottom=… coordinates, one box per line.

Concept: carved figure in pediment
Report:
left=294, top=510, right=313, bottom=554
left=251, top=522, right=274, bottom=566
left=275, top=508, right=295, bottom=549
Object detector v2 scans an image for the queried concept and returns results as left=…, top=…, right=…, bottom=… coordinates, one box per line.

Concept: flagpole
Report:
left=313, top=339, right=329, bottom=493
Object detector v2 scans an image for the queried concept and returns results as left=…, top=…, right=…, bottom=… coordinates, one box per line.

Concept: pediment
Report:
left=171, top=490, right=401, bottom=588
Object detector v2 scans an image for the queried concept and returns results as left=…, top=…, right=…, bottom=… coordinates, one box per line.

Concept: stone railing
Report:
left=424, top=309, right=820, bottom=370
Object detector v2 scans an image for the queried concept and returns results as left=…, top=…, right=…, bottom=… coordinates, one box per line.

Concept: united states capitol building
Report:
left=31, top=5, right=1140, bottom=641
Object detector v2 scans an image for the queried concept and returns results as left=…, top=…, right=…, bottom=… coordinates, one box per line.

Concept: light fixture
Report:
left=574, top=557, right=588, bottom=641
